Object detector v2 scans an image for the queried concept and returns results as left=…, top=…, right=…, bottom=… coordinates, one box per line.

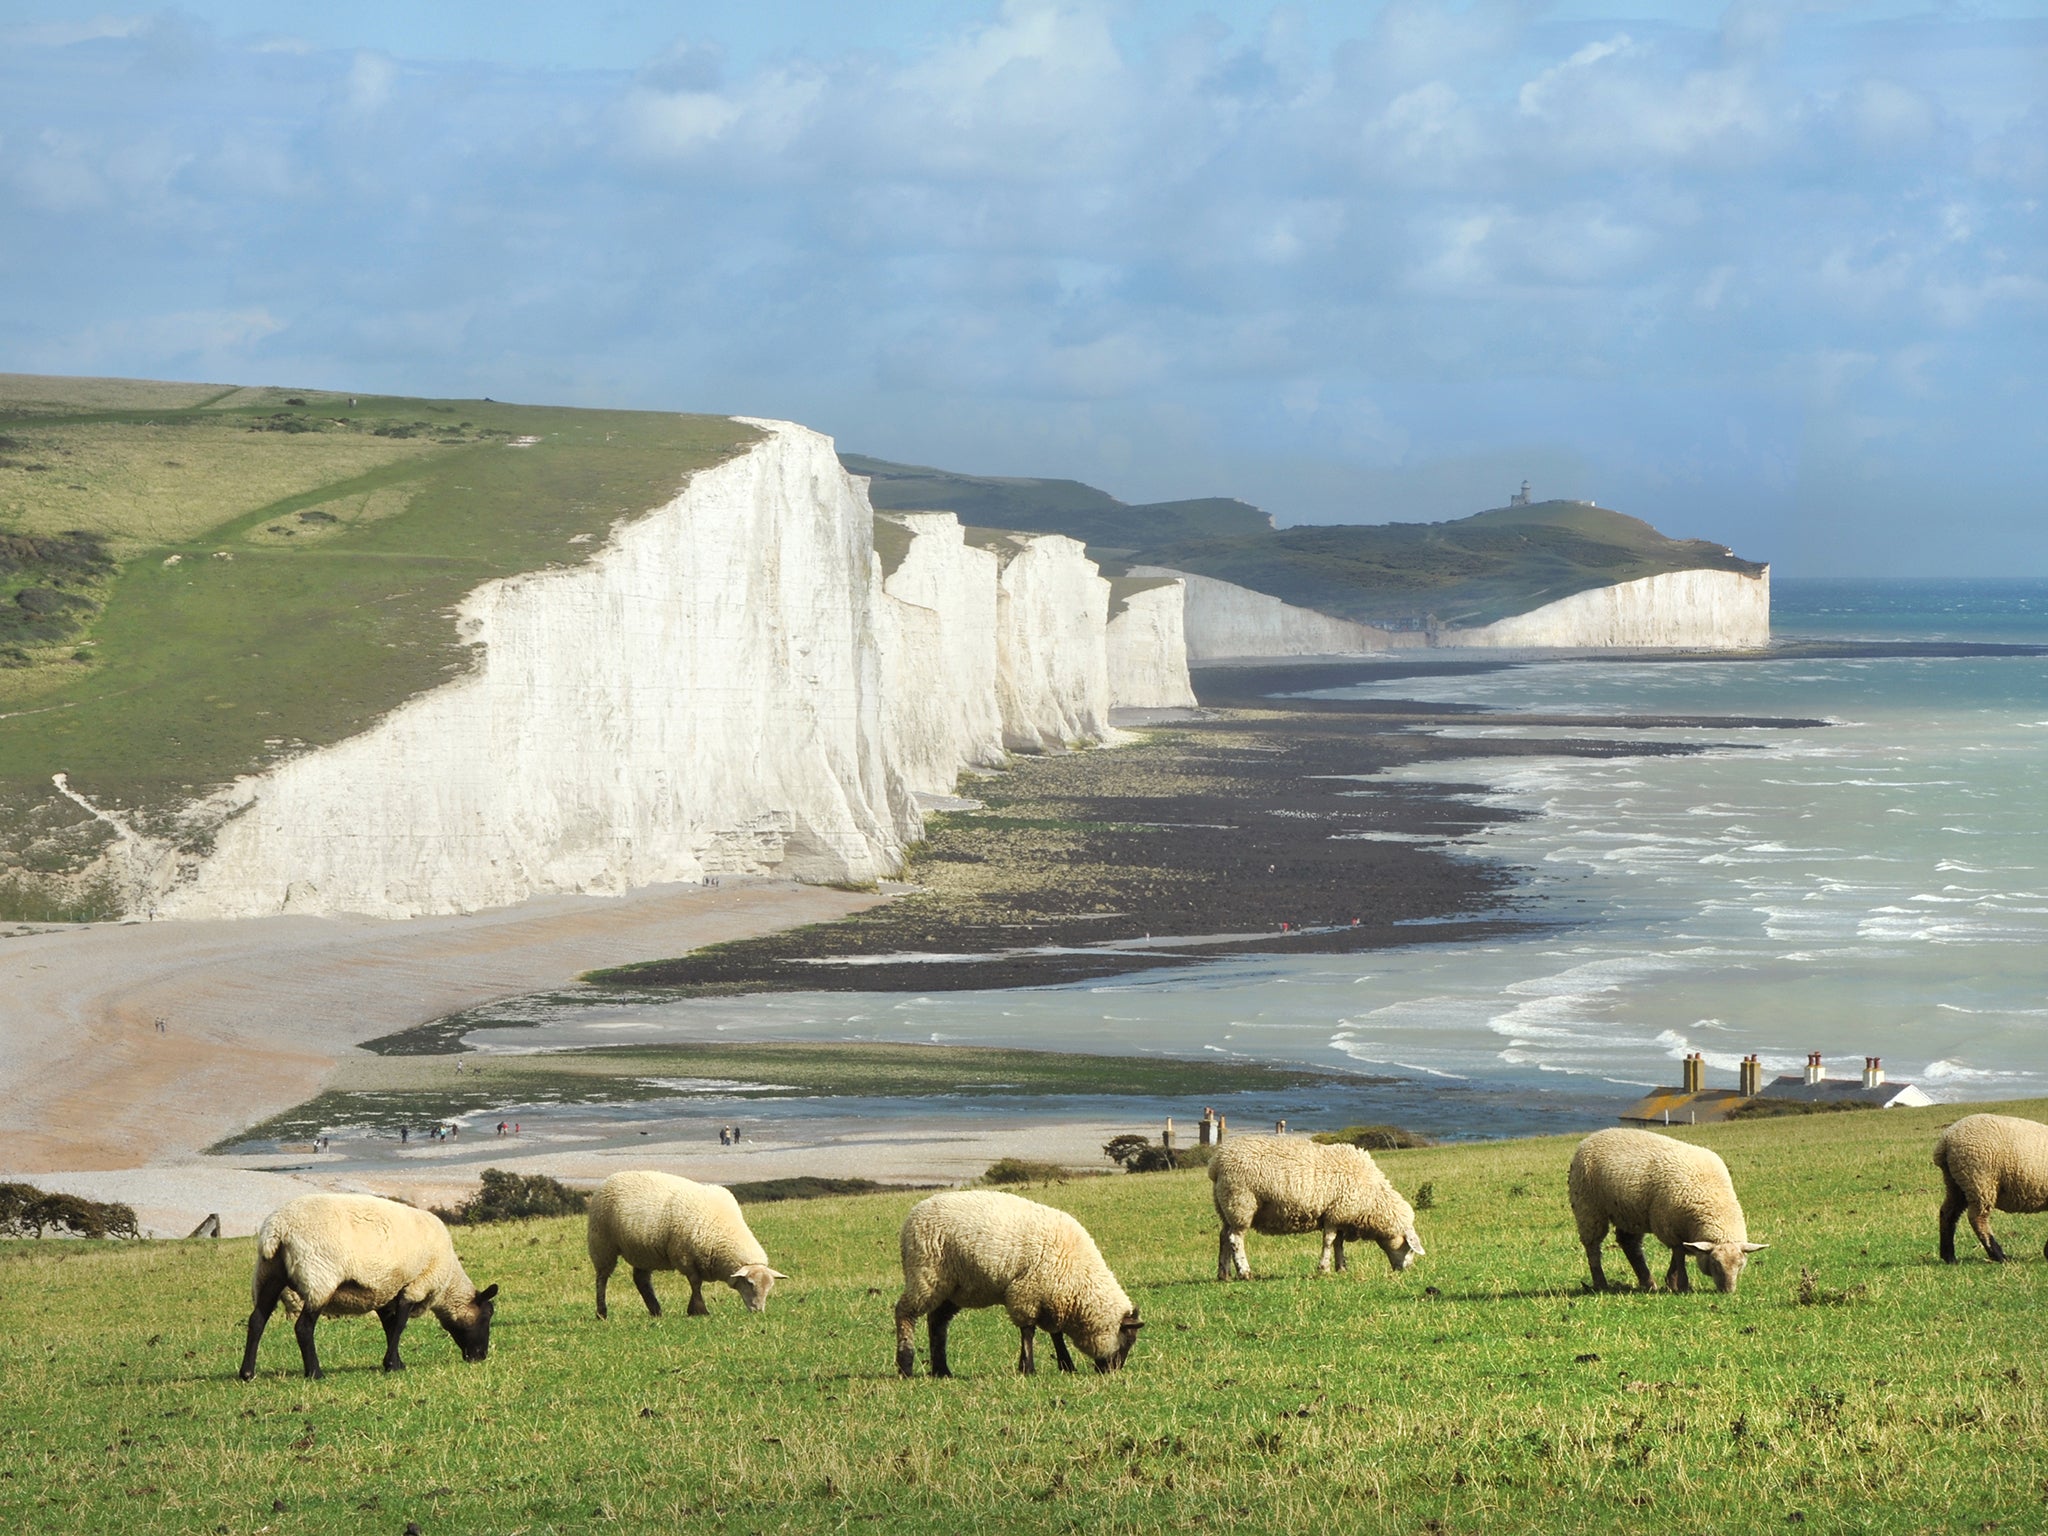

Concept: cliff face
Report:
left=1106, top=582, right=1198, bottom=708
left=1134, top=568, right=1406, bottom=661
left=1436, top=567, right=1771, bottom=649
left=989, top=531, right=1113, bottom=752
left=131, top=422, right=1193, bottom=919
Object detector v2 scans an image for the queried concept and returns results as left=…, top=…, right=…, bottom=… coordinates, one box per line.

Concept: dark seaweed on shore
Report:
left=590, top=660, right=1818, bottom=995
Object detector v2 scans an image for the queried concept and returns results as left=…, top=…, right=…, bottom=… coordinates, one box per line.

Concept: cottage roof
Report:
left=1758, top=1075, right=1932, bottom=1108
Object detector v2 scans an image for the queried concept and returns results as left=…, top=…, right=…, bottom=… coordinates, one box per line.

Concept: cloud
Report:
left=0, top=2, right=2041, bottom=570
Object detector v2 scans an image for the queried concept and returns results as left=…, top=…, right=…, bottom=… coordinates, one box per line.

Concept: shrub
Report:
left=1, top=1184, right=141, bottom=1239
left=1729, top=1098, right=1877, bottom=1120
left=983, top=1158, right=1069, bottom=1186
left=439, top=1168, right=587, bottom=1224
left=1104, top=1132, right=1206, bottom=1173
left=1414, top=1181, right=1437, bottom=1211
left=1311, top=1124, right=1437, bottom=1151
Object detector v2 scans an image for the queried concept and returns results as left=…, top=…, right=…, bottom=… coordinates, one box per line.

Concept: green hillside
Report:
left=846, top=451, right=1763, bottom=629
left=0, top=373, right=754, bottom=918
left=1, top=1099, right=2041, bottom=1533
left=844, top=453, right=1272, bottom=550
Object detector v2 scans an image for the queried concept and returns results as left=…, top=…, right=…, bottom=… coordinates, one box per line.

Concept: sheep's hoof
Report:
left=383, top=1360, right=405, bottom=1373
left=237, top=1367, right=256, bottom=1382
left=896, top=1349, right=915, bottom=1379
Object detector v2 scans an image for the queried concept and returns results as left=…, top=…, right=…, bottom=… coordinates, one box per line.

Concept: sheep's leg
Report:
left=631, top=1267, right=664, bottom=1317
left=1050, top=1330, right=1077, bottom=1373
left=293, top=1306, right=324, bottom=1381
left=1616, top=1231, right=1654, bottom=1292
left=1316, top=1227, right=1338, bottom=1276
left=1938, top=1175, right=1966, bottom=1263
left=239, top=1260, right=290, bottom=1380
left=1228, top=1230, right=1253, bottom=1280
left=377, top=1298, right=410, bottom=1372
left=1581, top=1236, right=1610, bottom=1292
left=1664, top=1244, right=1691, bottom=1294
left=1016, top=1323, right=1036, bottom=1376
left=1217, top=1227, right=1233, bottom=1282
left=1969, top=1203, right=2006, bottom=1263
left=894, top=1305, right=919, bottom=1378
left=928, top=1301, right=960, bottom=1380
left=593, top=1252, right=616, bottom=1319
left=1333, top=1234, right=1348, bottom=1273
left=686, top=1276, right=709, bottom=1317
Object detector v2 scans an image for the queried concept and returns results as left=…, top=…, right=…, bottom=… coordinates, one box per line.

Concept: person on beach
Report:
left=497, top=1121, right=507, bottom=1137
left=400, top=1126, right=409, bottom=1144
left=720, top=1126, right=731, bottom=1145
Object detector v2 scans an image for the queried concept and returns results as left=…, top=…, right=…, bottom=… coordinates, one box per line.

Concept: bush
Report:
left=983, top=1158, right=1069, bottom=1186
left=0, top=1183, right=141, bottom=1239
left=1414, top=1181, right=1437, bottom=1211
left=1311, top=1124, right=1437, bottom=1151
left=1105, top=1133, right=1215, bottom=1173
left=439, top=1168, right=587, bottom=1224
left=1729, top=1098, right=1876, bottom=1120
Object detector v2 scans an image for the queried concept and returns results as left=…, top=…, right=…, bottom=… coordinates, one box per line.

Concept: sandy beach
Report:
left=0, top=879, right=879, bottom=1206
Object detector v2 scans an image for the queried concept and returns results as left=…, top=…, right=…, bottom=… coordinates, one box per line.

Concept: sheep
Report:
left=893, top=1190, right=1142, bottom=1378
left=1209, top=1134, right=1424, bottom=1280
left=1934, top=1113, right=2048, bottom=1263
left=1568, top=1127, right=1765, bottom=1294
left=586, top=1170, right=785, bottom=1319
left=238, top=1193, right=497, bottom=1380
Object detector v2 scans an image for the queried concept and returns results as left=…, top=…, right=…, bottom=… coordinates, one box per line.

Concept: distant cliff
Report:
left=84, top=422, right=1195, bottom=919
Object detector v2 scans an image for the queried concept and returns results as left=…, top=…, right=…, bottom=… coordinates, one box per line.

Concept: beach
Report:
left=0, top=880, right=880, bottom=1223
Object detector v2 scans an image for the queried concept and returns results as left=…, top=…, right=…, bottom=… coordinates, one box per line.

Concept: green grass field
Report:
left=0, top=374, right=755, bottom=916
left=4, top=1101, right=2044, bottom=1533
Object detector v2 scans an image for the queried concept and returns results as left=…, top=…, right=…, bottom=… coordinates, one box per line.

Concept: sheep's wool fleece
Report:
left=898, top=1190, right=1131, bottom=1333
left=256, top=1194, right=472, bottom=1315
left=1935, top=1114, right=2048, bottom=1213
left=1210, top=1136, right=1413, bottom=1238
left=1568, top=1129, right=1748, bottom=1247
left=586, top=1170, right=770, bottom=1277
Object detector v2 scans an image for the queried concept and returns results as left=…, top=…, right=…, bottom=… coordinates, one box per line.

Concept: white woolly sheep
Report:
left=1934, top=1113, right=2048, bottom=1263
left=238, top=1193, right=497, bottom=1380
left=1568, top=1127, right=1765, bottom=1294
left=894, top=1190, right=1142, bottom=1378
left=586, top=1170, right=785, bottom=1319
left=1209, top=1135, right=1424, bottom=1280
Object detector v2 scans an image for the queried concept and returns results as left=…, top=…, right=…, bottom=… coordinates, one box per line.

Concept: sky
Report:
left=2, top=3, right=2043, bottom=575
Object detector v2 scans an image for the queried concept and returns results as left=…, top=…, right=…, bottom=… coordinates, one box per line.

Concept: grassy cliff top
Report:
left=1, top=1097, right=2040, bottom=1533
left=846, top=448, right=1764, bottom=630
left=0, top=373, right=755, bottom=914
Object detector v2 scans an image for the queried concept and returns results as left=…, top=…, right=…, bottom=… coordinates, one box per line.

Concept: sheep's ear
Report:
left=1684, top=1241, right=1717, bottom=1253
left=1741, top=1242, right=1768, bottom=1253
left=476, top=1284, right=499, bottom=1303
left=768, top=1269, right=789, bottom=1281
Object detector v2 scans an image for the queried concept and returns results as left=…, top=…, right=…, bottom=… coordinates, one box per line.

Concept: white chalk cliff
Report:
left=136, top=421, right=1194, bottom=920
left=1141, top=565, right=1768, bottom=660
left=1132, top=568, right=1405, bottom=661
left=1105, top=581, right=1199, bottom=708
left=1435, top=567, right=1771, bottom=649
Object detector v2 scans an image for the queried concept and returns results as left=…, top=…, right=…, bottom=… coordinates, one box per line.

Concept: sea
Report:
left=458, top=578, right=2048, bottom=1141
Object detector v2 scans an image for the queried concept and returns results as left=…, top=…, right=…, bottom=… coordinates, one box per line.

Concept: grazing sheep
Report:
left=1934, top=1113, right=2048, bottom=1263
left=1568, top=1128, right=1765, bottom=1294
left=894, top=1190, right=1142, bottom=1378
left=1209, top=1135, right=1424, bottom=1280
left=586, top=1170, right=785, bottom=1319
left=238, top=1193, right=497, bottom=1380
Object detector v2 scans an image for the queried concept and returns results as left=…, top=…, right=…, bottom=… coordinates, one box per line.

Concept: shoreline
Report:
left=0, top=878, right=882, bottom=1176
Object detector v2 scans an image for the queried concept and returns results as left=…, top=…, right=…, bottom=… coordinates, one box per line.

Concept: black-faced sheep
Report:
left=894, top=1190, right=1141, bottom=1378
left=1568, top=1127, right=1765, bottom=1294
left=586, top=1170, right=785, bottom=1318
left=1209, top=1135, right=1423, bottom=1280
left=238, top=1193, right=497, bottom=1380
left=1934, top=1113, right=2048, bottom=1263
